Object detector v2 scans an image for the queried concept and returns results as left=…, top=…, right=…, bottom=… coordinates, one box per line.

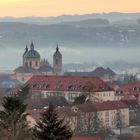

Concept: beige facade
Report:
left=27, top=102, right=129, bottom=133
left=30, top=90, right=81, bottom=102
left=98, top=108, right=129, bottom=129
left=14, top=72, right=33, bottom=83
left=23, top=59, right=40, bottom=70
left=91, top=91, right=115, bottom=101
left=29, top=89, right=116, bottom=103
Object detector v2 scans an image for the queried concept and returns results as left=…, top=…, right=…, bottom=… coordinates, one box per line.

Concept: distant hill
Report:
left=0, top=12, right=140, bottom=24
left=0, top=22, right=140, bottom=49
left=59, top=19, right=110, bottom=27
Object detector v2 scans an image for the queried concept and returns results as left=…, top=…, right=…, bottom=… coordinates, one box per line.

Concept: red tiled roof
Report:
left=116, top=81, right=140, bottom=95
left=27, top=101, right=128, bottom=122
left=27, top=109, right=43, bottom=121
left=76, top=100, right=128, bottom=112
left=26, top=75, right=113, bottom=92
left=27, top=96, right=69, bottom=110
left=71, top=136, right=101, bottom=140
left=27, top=106, right=76, bottom=121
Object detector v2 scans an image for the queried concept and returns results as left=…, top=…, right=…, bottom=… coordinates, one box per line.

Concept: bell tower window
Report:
left=35, top=61, right=38, bottom=67
left=55, top=59, right=58, bottom=65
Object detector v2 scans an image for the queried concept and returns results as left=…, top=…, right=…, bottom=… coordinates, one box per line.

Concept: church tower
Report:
left=53, top=45, right=62, bottom=74
left=23, top=42, right=40, bottom=69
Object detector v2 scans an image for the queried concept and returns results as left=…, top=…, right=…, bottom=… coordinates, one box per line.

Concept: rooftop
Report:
left=76, top=100, right=128, bottom=112
left=26, top=75, right=113, bottom=92
left=116, top=81, right=140, bottom=95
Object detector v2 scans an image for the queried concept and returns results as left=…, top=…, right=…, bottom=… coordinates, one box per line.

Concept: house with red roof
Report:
left=26, top=75, right=115, bottom=102
left=27, top=100, right=129, bottom=133
left=115, top=81, right=140, bottom=101
left=71, top=136, right=101, bottom=140
left=73, top=100, right=129, bottom=132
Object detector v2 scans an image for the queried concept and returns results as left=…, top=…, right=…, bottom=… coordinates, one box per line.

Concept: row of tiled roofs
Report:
left=26, top=75, right=140, bottom=95
left=27, top=75, right=113, bottom=92
left=27, top=100, right=131, bottom=121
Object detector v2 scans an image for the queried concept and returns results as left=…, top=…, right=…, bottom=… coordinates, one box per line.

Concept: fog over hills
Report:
left=0, top=12, right=140, bottom=71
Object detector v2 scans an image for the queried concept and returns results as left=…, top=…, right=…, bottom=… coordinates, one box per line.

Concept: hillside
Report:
left=0, top=21, right=140, bottom=50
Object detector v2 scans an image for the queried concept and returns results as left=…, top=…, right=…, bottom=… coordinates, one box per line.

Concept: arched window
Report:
left=35, top=61, right=38, bottom=67
left=55, top=59, right=58, bottom=65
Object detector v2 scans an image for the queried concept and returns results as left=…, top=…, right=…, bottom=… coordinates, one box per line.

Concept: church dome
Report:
left=53, top=45, right=62, bottom=58
left=25, top=42, right=40, bottom=59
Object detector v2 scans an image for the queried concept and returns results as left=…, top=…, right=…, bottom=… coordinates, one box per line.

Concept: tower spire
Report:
left=56, top=44, right=59, bottom=52
left=25, top=45, right=28, bottom=52
left=30, top=41, right=34, bottom=50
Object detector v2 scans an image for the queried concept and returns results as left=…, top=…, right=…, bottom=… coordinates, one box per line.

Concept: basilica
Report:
left=14, top=42, right=62, bottom=82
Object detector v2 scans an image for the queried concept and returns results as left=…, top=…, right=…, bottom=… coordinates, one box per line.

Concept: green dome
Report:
left=25, top=42, right=40, bottom=59
left=25, top=50, right=40, bottom=59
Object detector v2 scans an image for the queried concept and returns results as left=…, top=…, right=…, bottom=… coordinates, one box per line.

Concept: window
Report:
left=35, top=61, right=38, bottom=67
left=105, top=117, right=109, bottom=122
left=25, top=62, right=28, bottom=67
left=105, top=111, right=109, bottom=117
left=55, top=59, right=58, bottom=65
left=105, top=123, right=109, bottom=127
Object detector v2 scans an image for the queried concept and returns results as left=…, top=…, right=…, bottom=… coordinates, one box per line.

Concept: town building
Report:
left=65, top=67, right=117, bottom=82
left=14, top=42, right=62, bottom=83
left=115, top=81, right=140, bottom=101
left=26, top=75, right=115, bottom=102
left=122, top=99, right=140, bottom=125
left=27, top=100, right=129, bottom=132
left=75, top=101, right=129, bottom=131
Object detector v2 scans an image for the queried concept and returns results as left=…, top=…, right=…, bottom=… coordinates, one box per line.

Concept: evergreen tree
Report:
left=74, top=94, right=87, bottom=104
left=17, top=84, right=30, bottom=101
left=33, top=104, right=72, bottom=140
left=0, top=96, right=32, bottom=140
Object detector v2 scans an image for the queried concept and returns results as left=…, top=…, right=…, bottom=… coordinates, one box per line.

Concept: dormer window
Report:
left=133, top=87, right=137, bottom=91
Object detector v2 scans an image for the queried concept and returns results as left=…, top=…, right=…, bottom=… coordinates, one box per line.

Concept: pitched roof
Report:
left=116, top=81, right=140, bottom=95
left=27, top=96, right=69, bottom=110
left=27, top=101, right=128, bottom=122
left=71, top=136, right=101, bottom=140
left=26, top=75, right=113, bottom=92
left=14, top=65, right=53, bottom=73
left=27, top=106, right=76, bottom=121
left=14, top=66, right=38, bottom=73
left=76, top=100, right=128, bottom=112
left=64, top=67, right=116, bottom=78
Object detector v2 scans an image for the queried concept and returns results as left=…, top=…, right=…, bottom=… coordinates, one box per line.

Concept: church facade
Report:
left=14, top=42, right=62, bottom=82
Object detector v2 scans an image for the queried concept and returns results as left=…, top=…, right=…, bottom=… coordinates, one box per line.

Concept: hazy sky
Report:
left=0, top=0, right=139, bottom=17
